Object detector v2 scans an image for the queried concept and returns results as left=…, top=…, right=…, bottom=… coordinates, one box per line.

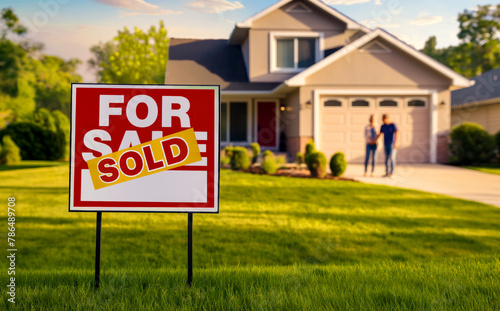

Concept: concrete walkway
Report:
left=344, top=164, right=500, bottom=208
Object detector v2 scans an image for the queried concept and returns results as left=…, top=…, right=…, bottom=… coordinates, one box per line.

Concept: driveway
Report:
left=344, top=164, right=500, bottom=208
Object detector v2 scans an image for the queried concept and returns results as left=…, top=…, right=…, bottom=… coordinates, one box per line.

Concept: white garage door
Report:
left=319, top=96, right=430, bottom=163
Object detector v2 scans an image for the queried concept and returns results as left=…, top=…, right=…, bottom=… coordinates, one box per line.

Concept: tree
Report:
left=87, top=41, right=116, bottom=81
left=1, top=8, right=27, bottom=38
left=0, top=8, right=82, bottom=120
left=0, top=135, right=21, bottom=165
left=422, top=5, right=500, bottom=78
left=90, top=21, right=169, bottom=84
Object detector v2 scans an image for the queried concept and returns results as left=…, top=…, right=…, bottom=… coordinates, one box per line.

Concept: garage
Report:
left=317, top=95, right=430, bottom=164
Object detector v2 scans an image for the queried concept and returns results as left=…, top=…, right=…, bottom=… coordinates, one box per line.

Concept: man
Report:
left=377, top=114, right=398, bottom=177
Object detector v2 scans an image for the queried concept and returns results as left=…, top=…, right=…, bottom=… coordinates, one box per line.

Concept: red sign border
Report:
left=68, top=83, right=220, bottom=213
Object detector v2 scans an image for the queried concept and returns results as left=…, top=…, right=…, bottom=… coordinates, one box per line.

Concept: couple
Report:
left=364, top=114, right=398, bottom=178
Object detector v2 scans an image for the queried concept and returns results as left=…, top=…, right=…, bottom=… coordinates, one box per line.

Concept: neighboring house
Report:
left=165, top=0, right=471, bottom=163
left=451, top=67, right=500, bottom=135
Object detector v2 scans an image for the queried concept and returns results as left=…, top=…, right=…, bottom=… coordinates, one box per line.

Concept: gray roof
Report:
left=452, top=67, right=500, bottom=107
left=165, top=38, right=280, bottom=91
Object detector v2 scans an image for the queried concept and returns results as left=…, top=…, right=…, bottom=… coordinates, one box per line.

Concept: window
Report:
left=229, top=102, right=248, bottom=142
left=220, top=102, right=249, bottom=143
left=379, top=99, right=398, bottom=107
left=271, top=32, right=321, bottom=72
left=352, top=100, right=369, bottom=107
left=221, top=103, right=228, bottom=141
left=276, top=39, right=294, bottom=68
left=408, top=99, right=426, bottom=107
left=324, top=99, right=342, bottom=107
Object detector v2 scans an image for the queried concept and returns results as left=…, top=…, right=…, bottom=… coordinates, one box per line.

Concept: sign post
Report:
left=69, top=84, right=220, bottom=288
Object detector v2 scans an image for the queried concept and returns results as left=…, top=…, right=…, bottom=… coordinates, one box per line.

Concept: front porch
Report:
left=220, top=98, right=285, bottom=151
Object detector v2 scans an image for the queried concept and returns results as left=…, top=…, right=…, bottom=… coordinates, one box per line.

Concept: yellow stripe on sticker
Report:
left=86, top=128, right=201, bottom=190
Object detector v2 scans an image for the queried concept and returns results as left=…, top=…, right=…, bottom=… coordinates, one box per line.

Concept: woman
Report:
left=364, top=115, right=378, bottom=177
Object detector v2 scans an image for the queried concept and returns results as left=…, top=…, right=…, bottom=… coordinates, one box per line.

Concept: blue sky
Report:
left=2, top=0, right=494, bottom=81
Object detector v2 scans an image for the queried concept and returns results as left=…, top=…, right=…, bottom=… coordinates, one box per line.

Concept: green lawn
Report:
left=465, top=165, right=500, bottom=176
left=1, top=167, right=499, bottom=310
left=0, top=160, right=67, bottom=172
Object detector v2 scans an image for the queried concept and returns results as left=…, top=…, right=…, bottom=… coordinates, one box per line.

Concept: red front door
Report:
left=257, top=101, right=277, bottom=147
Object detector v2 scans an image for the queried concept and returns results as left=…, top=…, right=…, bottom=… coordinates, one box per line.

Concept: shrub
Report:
left=449, top=123, right=496, bottom=165
left=305, top=151, right=327, bottom=178
left=330, top=152, right=347, bottom=177
left=231, top=147, right=250, bottom=170
left=0, top=122, right=65, bottom=160
left=0, top=135, right=21, bottom=165
left=52, top=110, right=70, bottom=159
left=296, top=152, right=304, bottom=165
left=304, top=140, right=316, bottom=158
left=261, top=150, right=278, bottom=174
left=495, top=130, right=500, bottom=156
left=224, top=146, right=235, bottom=158
left=250, top=142, right=261, bottom=164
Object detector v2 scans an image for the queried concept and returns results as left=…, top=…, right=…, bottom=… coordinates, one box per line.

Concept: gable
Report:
left=305, top=38, right=452, bottom=87
left=252, top=0, right=347, bottom=31
left=286, top=29, right=471, bottom=87
left=359, top=40, right=391, bottom=53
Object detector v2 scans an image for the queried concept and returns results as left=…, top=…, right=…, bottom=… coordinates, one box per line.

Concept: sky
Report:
left=2, top=0, right=495, bottom=82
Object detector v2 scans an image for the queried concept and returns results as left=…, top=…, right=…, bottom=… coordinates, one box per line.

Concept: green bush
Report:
left=224, top=146, right=235, bottom=158
left=0, top=135, right=22, bottom=165
left=330, top=152, right=347, bottom=177
left=305, top=151, right=327, bottom=178
left=261, top=150, right=278, bottom=174
left=305, top=140, right=316, bottom=158
left=449, top=123, right=496, bottom=165
left=52, top=110, right=70, bottom=159
left=0, top=122, right=65, bottom=160
left=231, top=147, right=250, bottom=170
left=250, top=142, right=261, bottom=164
left=296, top=152, right=304, bottom=165
left=495, top=130, right=500, bottom=156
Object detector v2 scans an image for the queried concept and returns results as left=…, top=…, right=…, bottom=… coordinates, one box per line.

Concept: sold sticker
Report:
left=86, top=128, right=201, bottom=190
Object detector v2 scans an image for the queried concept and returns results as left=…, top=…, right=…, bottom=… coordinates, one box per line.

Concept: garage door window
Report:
left=379, top=99, right=398, bottom=107
left=324, top=99, right=342, bottom=107
left=351, top=99, right=370, bottom=107
left=407, top=99, right=427, bottom=107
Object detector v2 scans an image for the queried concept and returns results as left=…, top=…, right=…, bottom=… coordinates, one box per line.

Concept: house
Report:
left=165, top=0, right=471, bottom=163
left=451, top=67, right=500, bottom=135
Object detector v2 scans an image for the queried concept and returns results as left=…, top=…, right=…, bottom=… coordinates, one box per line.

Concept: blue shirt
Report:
left=380, top=123, right=398, bottom=146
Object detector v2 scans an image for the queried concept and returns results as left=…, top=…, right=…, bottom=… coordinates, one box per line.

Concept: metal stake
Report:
left=188, top=213, right=193, bottom=287
left=95, top=212, right=102, bottom=290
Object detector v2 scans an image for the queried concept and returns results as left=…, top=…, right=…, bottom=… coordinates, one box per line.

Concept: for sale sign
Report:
left=69, top=84, right=220, bottom=213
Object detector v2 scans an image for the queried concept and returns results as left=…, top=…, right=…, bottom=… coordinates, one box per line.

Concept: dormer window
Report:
left=270, top=32, right=323, bottom=73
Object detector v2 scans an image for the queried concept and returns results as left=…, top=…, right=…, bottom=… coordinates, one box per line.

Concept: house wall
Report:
left=305, top=38, right=452, bottom=87
left=451, top=102, right=500, bottom=135
left=241, top=37, right=250, bottom=76
left=283, top=89, right=303, bottom=155
left=248, top=0, right=347, bottom=82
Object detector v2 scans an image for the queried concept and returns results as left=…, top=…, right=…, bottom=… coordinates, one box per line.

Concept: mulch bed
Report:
left=222, top=164, right=357, bottom=182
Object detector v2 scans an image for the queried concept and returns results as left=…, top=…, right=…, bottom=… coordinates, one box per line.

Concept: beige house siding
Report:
left=247, top=0, right=347, bottom=82
left=305, top=39, right=452, bottom=87
left=451, top=102, right=500, bottom=135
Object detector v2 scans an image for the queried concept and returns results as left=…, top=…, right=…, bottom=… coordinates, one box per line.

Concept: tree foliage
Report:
left=0, top=8, right=81, bottom=121
left=0, top=135, right=21, bottom=164
left=89, top=21, right=169, bottom=84
left=422, top=5, right=500, bottom=78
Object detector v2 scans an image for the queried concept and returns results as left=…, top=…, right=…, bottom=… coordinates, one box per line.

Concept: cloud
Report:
left=374, top=0, right=382, bottom=4
left=322, top=0, right=370, bottom=5
left=361, top=19, right=399, bottom=29
left=96, top=0, right=182, bottom=16
left=410, top=15, right=443, bottom=26
left=187, top=0, right=244, bottom=13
